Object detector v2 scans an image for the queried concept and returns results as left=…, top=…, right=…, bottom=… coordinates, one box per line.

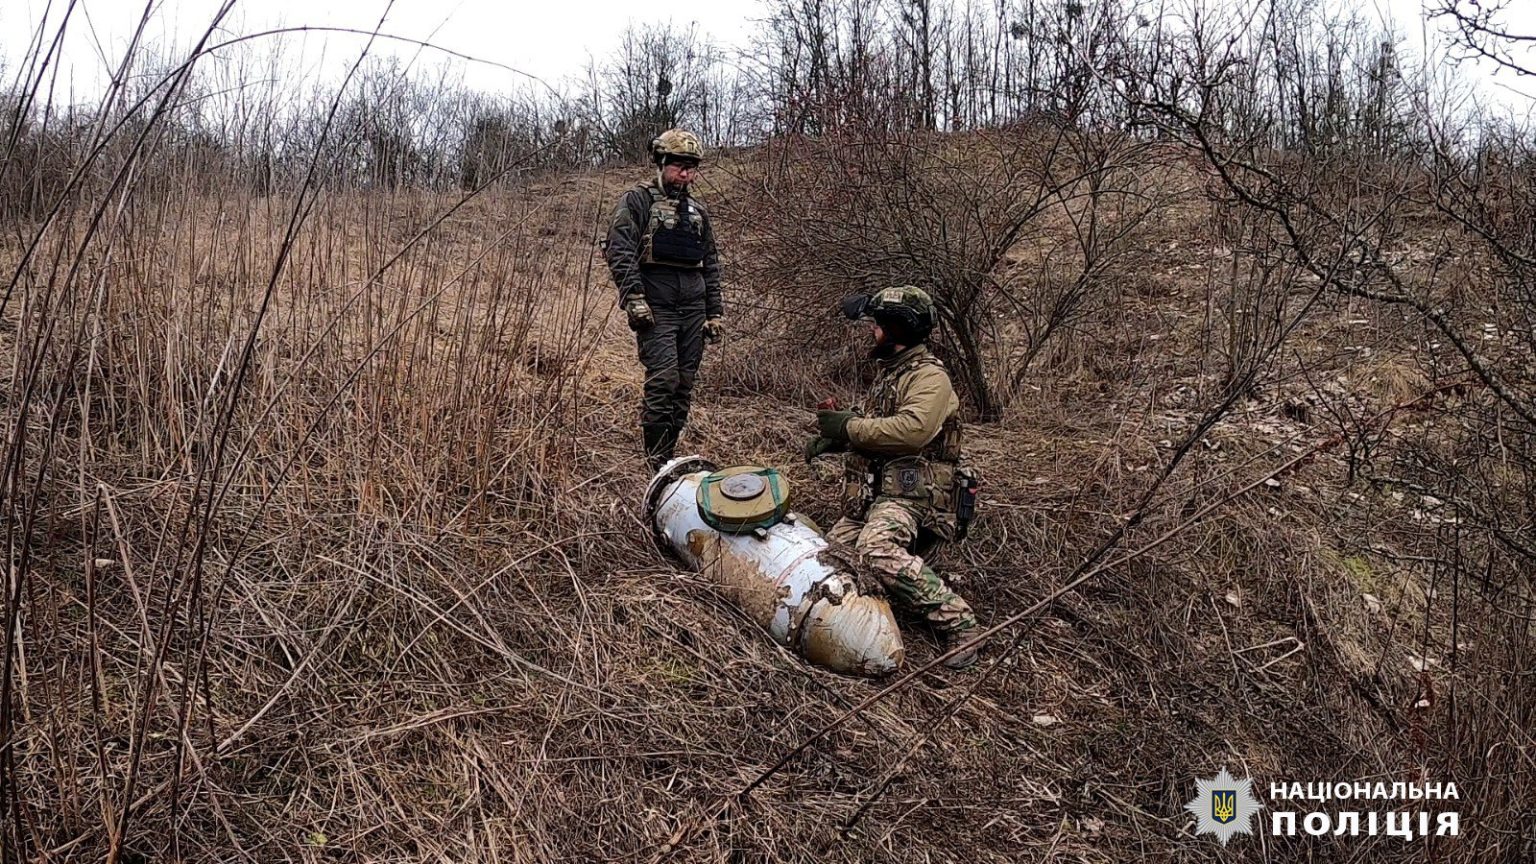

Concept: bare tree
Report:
left=1430, top=0, right=1536, bottom=78
left=582, top=22, right=721, bottom=162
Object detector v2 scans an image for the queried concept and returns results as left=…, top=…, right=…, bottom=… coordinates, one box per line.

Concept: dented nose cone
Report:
left=797, top=580, right=905, bottom=676
left=644, top=457, right=904, bottom=676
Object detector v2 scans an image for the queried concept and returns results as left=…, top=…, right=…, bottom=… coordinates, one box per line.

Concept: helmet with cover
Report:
left=651, top=129, right=704, bottom=166
left=840, top=285, right=936, bottom=344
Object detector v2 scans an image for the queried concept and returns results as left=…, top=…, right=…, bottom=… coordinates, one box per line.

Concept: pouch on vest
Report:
left=875, top=456, right=969, bottom=543
left=952, top=465, right=981, bottom=541
left=877, top=457, right=933, bottom=500
left=876, top=457, right=955, bottom=504
left=843, top=453, right=878, bottom=520
left=642, top=194, right=707, bottom=267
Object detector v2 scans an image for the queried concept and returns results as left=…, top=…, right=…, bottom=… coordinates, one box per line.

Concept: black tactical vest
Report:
left=639, top=184, right=708, bottom=268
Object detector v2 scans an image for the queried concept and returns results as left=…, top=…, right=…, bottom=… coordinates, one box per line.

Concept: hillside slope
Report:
left=1, top=154, right=1525, bottom=863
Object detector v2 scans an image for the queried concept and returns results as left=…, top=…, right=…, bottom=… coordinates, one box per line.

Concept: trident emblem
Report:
left=1212, top=790, right=1237, bottom=824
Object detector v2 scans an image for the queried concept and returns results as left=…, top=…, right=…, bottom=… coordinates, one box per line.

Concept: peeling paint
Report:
left=686, top=529, right=792, bottom=628
left=649, top=459, right=904, bottom=676
left=800, top=596, right=906, bottom=675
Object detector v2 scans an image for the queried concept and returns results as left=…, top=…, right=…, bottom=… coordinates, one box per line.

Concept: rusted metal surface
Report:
left=685, top=529, right=792, bottom=627
left=645, top=457, right=904, bottom=676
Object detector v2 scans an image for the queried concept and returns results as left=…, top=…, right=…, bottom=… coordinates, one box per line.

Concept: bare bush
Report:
left=1139, top=8, right=1536, bottom=855
left=732, top=120, right=1167, bottom=420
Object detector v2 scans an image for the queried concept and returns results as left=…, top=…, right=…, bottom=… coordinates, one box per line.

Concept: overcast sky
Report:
left=2, top=0, right=1533, bottom=114
left=0, top=0, right=764, bottom=96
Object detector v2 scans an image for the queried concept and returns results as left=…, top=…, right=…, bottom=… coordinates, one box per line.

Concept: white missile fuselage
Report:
left=644, top=458, right=904, bottom=676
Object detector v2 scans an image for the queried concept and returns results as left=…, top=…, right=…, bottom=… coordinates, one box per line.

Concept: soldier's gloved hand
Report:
left=703, top=317, right=724, bottom=345
left=817, top=409, right=856, bottom=442
left=624, top=297, right=654, bottom=332
left=804, top=436, right=844, bottom=463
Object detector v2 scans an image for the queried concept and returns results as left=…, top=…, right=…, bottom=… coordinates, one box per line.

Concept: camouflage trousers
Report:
left=828, top=498, right=977, bottom=635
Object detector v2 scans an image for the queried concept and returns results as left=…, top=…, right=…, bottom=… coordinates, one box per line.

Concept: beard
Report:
left=870, top=341, right=900, bottom=360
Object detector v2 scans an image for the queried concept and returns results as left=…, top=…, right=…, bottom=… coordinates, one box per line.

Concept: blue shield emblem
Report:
left=1211, top=790, right=1237, bottom=824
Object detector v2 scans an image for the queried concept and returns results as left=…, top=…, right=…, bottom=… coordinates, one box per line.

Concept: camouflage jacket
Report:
left=603, top=180, right=723, bottom=318
left=846, top=345, right=960, bottom=457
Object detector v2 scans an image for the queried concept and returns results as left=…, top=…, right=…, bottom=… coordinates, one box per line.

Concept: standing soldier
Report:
left=805, top=286, right=986, bottom=669
left=603, top=129, right=724, bottom=471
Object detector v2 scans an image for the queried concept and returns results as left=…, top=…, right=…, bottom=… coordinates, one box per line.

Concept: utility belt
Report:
left=844, top=452, right=981, bottom=542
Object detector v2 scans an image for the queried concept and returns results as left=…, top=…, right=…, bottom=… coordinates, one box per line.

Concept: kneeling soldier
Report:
left=806, top=286, right=985, bottom=669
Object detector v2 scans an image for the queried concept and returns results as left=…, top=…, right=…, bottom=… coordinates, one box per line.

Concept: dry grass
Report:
left=0, top=96, right=1531, bottom=864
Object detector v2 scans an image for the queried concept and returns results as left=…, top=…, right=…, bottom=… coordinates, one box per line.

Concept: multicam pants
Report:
left=828, top=497, right=977, bottom=634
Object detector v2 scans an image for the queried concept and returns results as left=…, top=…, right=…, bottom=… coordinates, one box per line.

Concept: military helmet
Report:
left=651, top=128, right=705, bottom=165
left=841, top=285, right=936, bottom=343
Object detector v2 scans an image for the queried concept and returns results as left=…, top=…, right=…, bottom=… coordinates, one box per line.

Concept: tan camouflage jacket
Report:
left=846, top=345, right=959, bottom=456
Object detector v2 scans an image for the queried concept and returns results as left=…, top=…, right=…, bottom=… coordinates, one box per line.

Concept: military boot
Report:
left=641, top=423, right=674, bottom=472
left=940, top=626, right=986, bottom=670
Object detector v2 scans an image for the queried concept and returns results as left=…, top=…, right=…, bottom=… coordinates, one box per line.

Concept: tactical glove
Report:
left=817, top=409, right=856, bottom=442
left=624, top=297, right=654, bottom=332
left=703, top=317, right=724, bottom=344
left=804, top=436, right=845, bottom=462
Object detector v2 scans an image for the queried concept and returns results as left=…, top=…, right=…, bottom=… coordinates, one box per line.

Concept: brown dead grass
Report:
left=0, top=149, right=1529, bottom=864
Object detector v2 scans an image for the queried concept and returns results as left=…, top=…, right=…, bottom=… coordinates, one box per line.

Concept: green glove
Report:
left=818, top=409, right=856, bottom=442
left=703, top=317, right=724, bottom=344
left=804, top=436, right=844, bottom=462
left=624, top=297, right=654, bottom=332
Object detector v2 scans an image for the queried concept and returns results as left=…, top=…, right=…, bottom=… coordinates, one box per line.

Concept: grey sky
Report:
left=2, top=0, right=1533, bottom=113
left=1, top=0, right=763, bottom=96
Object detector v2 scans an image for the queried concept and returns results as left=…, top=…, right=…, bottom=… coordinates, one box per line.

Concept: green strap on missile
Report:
left=696, top=467, right=790, bottom=534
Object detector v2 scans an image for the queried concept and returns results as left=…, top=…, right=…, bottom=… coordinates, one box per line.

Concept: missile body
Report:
left=644, top=457, right=904, bottom=676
